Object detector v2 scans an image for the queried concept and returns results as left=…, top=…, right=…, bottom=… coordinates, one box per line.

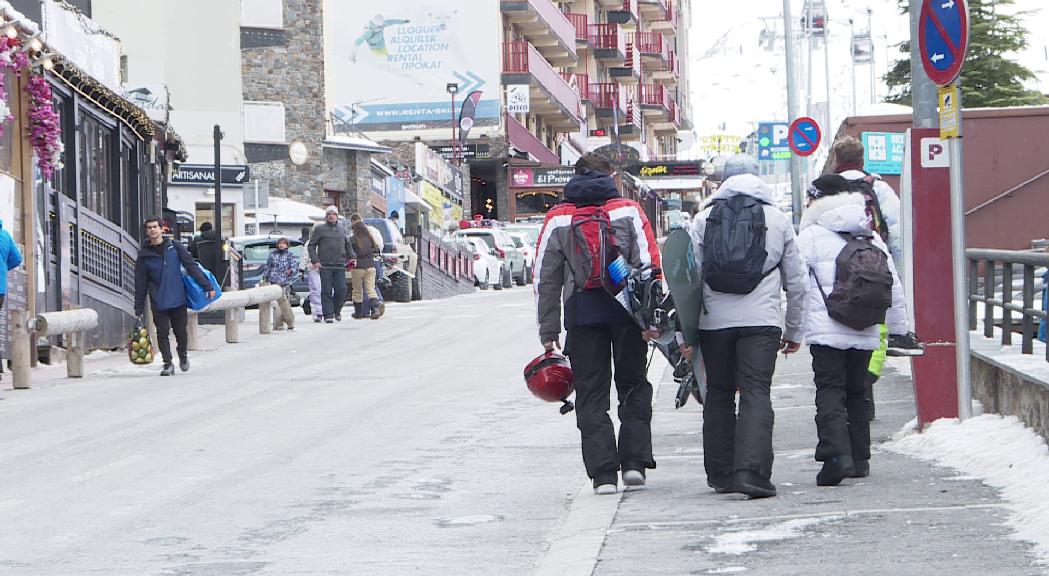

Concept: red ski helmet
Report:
left=524, top=351, right=575, bottom=415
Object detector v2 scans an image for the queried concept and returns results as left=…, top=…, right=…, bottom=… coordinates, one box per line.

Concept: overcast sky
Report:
left=687, top=0, right=1049, bottom=137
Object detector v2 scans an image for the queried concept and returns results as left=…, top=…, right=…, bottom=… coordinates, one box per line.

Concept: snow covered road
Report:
left=0, top=289, right=583, bottom=575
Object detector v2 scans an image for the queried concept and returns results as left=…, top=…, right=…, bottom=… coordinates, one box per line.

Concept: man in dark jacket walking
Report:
left=535, top=154, right=662, bottom=495
left=308, top=206, right=355, bottom=323
left=134, top=217, right=214, bottom=376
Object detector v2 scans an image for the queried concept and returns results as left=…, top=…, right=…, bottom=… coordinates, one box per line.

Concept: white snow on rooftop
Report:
left=886, top=414, right=1049, bottom=565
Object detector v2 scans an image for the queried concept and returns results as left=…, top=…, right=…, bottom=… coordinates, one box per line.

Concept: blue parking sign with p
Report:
left=758, top=122, right=790, bottom=161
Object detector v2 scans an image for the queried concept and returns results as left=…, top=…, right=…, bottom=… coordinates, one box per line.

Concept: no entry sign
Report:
left=788, top=117, right=821, bottom=157
left=918, top=0, right=970, bottom=87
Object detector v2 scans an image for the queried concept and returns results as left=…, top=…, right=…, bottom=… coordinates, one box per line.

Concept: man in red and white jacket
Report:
left=534, top=153, right=661, bottom=495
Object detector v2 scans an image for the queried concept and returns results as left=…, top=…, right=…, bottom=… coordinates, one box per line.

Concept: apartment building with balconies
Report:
left=490, top=0, right=692, bottom=221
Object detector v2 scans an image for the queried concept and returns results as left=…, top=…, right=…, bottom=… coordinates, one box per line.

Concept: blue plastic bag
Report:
left=183, top=263, right=222, bottom=311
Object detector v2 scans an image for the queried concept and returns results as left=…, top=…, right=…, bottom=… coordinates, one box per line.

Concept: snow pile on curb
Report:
left=885, top=414, right=1049, bottom=564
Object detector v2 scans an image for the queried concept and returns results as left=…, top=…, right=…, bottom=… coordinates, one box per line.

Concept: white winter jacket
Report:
left=690, top=174, right=808, bottom=341
left=798, top=193, right=910, bottom=350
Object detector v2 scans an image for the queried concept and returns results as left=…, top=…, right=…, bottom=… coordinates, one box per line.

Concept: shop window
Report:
left=79, top=114, right=114, bottom=221
left=196, top=203, right=235, bottom=238
left=120, top=141, right=140, bottom=237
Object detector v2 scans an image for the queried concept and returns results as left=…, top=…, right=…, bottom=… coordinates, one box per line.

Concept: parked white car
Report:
left=465, top=237, right=502, bottom=290
left=508, top=231, right=536, bottom=284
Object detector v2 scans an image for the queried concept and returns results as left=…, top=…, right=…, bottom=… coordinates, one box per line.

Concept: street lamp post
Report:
left=446, top=82, right=460, bottom=166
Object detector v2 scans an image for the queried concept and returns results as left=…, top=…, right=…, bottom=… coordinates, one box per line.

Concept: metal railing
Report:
left=591, top=23, right=625, bottom=54
left=634, top=32, right=668, bottom=60
left=563, top=12, right=589, bottom=43
left=967, top=248, right=1049, bottom=361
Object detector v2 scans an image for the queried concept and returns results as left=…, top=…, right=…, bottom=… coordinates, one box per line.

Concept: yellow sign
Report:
left=939, top=84, right=961, bottom=139
left=421, top=181, right=445, bottom=229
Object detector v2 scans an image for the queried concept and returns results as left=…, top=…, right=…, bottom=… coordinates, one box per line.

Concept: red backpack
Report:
left=567, top=205, right=625, bottom=293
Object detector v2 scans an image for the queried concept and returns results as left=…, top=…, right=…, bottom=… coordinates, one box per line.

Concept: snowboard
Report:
left=660, top=229, right=708, bottom=407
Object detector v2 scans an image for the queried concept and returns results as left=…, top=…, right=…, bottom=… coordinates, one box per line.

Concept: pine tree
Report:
left=883, top=0, right=1046, bottom=107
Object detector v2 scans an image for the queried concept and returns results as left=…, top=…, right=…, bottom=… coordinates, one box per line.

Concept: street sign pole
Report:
left=782, top=0, right=804, bottom=228
left=918, top=0, right=971, bottom=420
left=948, top=104, right=971, bottom=420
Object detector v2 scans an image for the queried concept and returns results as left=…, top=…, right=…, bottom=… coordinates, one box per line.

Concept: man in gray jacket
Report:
left=685, top=154, right=807, bottom=499
left=308, top=206, right=354, bottom=323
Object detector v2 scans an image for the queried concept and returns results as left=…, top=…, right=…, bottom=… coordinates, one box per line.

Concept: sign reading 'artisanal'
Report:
left=170, top=165, right=251, bottom=186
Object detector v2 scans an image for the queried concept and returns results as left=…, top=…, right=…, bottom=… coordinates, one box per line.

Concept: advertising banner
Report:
left=415, top=142, right=464, bottom=199
left=325, top=1, right=501, bottom=141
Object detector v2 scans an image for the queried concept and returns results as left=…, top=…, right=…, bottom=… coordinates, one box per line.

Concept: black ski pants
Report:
left=566, top=322, right=655, bottom=481
left=152, top=304, right=189, bottom=364
left=319, top=266, right=347, bottom=319
left=811, top=345, right=873, bottom=463
left=698, top=326, right=781, bottom=483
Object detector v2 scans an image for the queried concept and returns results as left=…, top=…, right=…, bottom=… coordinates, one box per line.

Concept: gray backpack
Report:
left=814, top=233, right=893, bottom=330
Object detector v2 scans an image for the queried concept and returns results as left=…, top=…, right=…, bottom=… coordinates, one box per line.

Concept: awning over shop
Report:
left=506, top=113, right=560, bottom=165
left=405, top=187, right=431, bottom=211
left=257, top=198, right=327, bottom=224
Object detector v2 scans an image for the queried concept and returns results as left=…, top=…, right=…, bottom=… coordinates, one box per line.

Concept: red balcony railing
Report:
left=591, top=23, right=626, bottom=54
left=561, top=72, right=592, bottom=101
left=623, top=40, right=641, bottom=73
left=591, top=82, right=627, bottom=113
left=503, top=41, right=581, bottom=121
left=634, top=32, right=669, bottom=61
left=564, top=12, right=589, bottom=43
left=654, top=0, right=679, bottom=29
left=666, top=50, right=679, bottom=78
left=639, top=84, right=671, bottom=110
left=619, top=0, right=639, bottom=20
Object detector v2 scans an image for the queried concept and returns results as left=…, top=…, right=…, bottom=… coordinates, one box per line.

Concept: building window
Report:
left=79, top=114, right=114, bottom=221
left=120, top=141, right=140, bottom=237
left=243, top=101, right=286, bottom=143
left=241, top=0, right=284, bottom=29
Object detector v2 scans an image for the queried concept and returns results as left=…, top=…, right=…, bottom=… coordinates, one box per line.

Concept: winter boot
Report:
left=850, top=460, right=870, bottom=478
left=732, top=470, right=777, bottom=499
left=370, top=299, right=381, bottom=320
left=352, top=302, right=365, bottom=319
left=817, top=455, right=856, bottom=487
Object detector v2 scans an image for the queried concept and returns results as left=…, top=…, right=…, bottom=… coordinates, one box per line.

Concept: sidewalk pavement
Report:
left=592, top=350, right=1042, bottom=575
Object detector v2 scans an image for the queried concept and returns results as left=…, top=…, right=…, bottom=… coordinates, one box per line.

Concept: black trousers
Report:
left=811, top=345, right=874, bottom=463
left=566, top=322, right=655, bottom=481
left=698, top=326, right=782, bottom=483
left=319, top=267, right=347, bottom=319
left=152, top=304, right=189, bottom=364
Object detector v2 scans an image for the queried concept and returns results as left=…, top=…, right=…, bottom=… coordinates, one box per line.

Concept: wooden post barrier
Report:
left=190, top=285, right=284, bottom=344
left=31, top=308, right=99, bottom=379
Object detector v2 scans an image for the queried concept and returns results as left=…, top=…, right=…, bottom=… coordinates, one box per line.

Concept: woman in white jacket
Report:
left=798, top=187, right=911, bottom=487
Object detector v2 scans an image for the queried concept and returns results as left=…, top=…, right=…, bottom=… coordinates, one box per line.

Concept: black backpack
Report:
left=702, top=195, right=776, bottom=294
left=814, top=233, right=894, bottom=330
left=847, top=176, right=890, bottom=244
